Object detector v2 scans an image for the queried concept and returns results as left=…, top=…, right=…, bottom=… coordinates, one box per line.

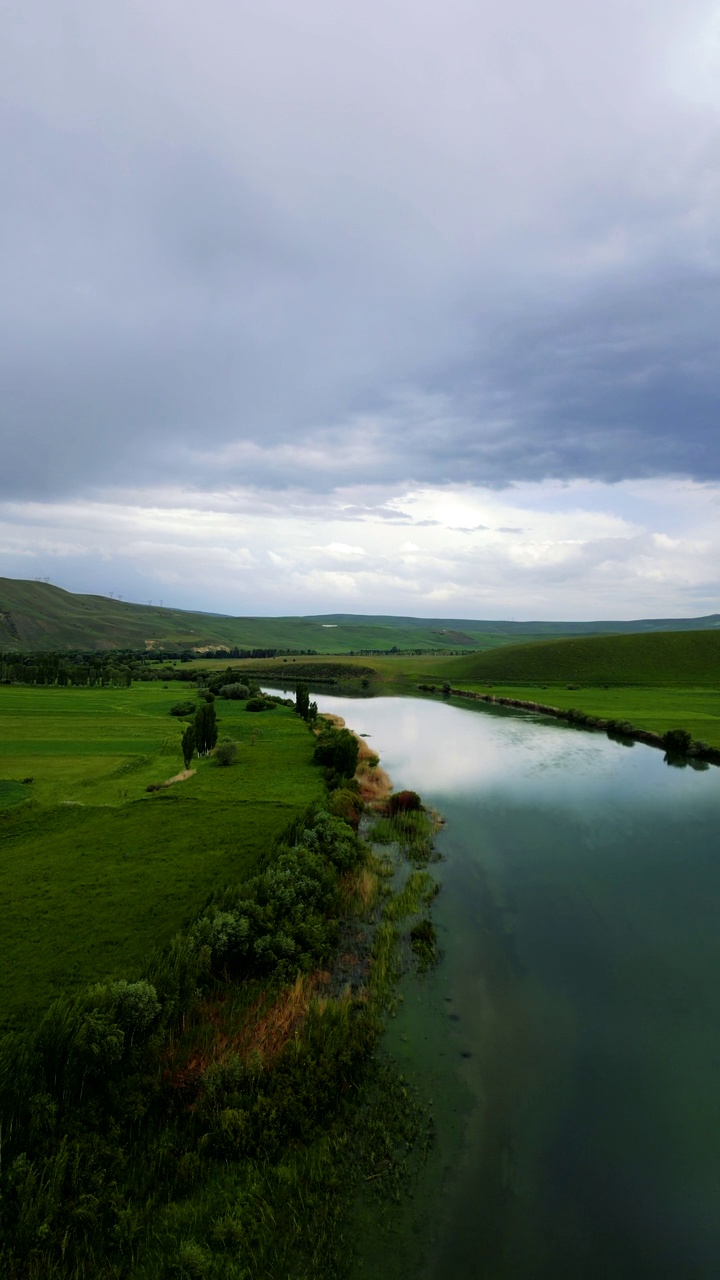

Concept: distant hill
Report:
left=1, top=577, right=719, bottom=654
left=444, top=630, right=720, bottom=688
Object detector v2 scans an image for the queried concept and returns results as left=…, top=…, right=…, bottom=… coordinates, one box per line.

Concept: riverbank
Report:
left=419, top=684, right=720, bottom=765
left=0, top=687, right=441, bottom=1279
left=305, top=686, right=720, bottom=1278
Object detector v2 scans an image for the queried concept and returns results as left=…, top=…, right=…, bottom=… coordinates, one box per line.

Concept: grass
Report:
left=427, top=631, right=720, bottom=748
left=0, top=684, right=324, bottom=1030
left=447, top=684, right=720, bottom=749
left=210, top=629, right=720, bottom=688
left=4, top=575, right=720, bottom=653
left=216, top=633, right=720, bottom=748
left=444, top=629, right=720, bottom=687
left=0, top=675, right=443, bottom=1279
left=0, top=578, right=512, bottom=653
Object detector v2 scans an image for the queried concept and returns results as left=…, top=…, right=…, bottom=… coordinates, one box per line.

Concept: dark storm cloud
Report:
left=2, top=0, right=719, bottom=500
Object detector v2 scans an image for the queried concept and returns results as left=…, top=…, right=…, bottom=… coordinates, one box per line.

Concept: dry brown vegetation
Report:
left=339, top=864, right=379, bottom=914
left=164, top=973, right=322, bottom=1098
left=356, top=761, right=392, bottom=807
left=160, top=767, right=196, bottom=786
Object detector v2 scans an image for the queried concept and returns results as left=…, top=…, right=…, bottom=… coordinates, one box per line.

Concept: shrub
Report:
left=327, top=787, right=363, bottom=829
left=313, top=727, right=359, bottom=779
left=388, top=790, right=422, bottom=816
left=219, top=683, right=250, bottom=699
left=167, top=1241, right=212, bottom=1279
left=169, top=700, right=196, bottom=717
left=606, top=718, right=636, bottom=736
left=663, top=728, right=693, bottom=755
left=213, top=741, right=238, bottom=767
left=246, top=697, right=276, bottom=712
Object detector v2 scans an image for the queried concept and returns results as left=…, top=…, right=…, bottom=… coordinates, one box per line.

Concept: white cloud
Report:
left=1, top=475, right=719, bottom=619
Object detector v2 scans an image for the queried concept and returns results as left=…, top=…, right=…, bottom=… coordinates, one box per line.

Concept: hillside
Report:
left=443, top=629, right=720, bottom=688
left=1, top=576, right=719, bottom=654
left=0, top=579, right=497, bottom=653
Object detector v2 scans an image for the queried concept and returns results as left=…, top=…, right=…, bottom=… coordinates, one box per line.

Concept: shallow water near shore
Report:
left=266, top=689, right=720, bottom=1277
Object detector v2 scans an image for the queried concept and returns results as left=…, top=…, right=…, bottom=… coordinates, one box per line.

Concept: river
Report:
left=267, top=689, right=720, bottom=1278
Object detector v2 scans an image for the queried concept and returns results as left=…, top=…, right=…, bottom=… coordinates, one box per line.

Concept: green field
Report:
left=444, top=628, right=720, bottom=687
left=0, top=578, right=510, bottom=653
left=208, top=632, right=720, bottom=749
left=3, top=630, right=720, bottom=1027
left=433, top=632, right=720, bottom=747
left=447, top=685, right=720, bottom=748
left=0, top=685, right=324, bottom=1029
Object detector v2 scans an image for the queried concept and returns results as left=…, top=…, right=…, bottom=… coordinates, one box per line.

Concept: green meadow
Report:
left=0, top=684, right=324, bottom=1030
left=437, top=632, right=720, bottom=747
left=212, top=631, right=720, bottom=749
left=444, top=628, right=720, bottom=687
left=447, top=684, right=720, bottom=747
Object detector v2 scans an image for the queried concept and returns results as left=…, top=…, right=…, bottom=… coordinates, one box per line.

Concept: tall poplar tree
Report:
left=194, top=703, right=218, bottom=755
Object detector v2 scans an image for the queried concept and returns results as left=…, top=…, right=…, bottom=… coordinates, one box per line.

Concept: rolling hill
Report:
left=1, top=576, right=719, bottom=654
left=442, top=629, right=720, bottom=687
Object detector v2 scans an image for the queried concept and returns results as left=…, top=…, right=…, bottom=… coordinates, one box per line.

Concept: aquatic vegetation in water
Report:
left=368, top=807, right=441, bottom=867
left=409, top=918, right=438, bottom=972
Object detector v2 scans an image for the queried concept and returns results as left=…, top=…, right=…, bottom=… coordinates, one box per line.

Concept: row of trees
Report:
left=0, top=652, right=134, bottom=686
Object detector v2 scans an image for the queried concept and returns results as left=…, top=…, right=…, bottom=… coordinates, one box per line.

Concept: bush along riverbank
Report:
left=0, top=725, right=441, bottom=1279
left=417, top=684, right=720, bottom=768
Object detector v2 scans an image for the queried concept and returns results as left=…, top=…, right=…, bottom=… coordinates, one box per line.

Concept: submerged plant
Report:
left=409, top=918, right=438, bottom=972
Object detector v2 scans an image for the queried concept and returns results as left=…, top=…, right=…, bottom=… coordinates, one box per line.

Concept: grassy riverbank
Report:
left=0, top=683, right=439, bottom=1278
left=444, top=685, right=720, bottom=749
left=208, top=631, right=720, bottom=749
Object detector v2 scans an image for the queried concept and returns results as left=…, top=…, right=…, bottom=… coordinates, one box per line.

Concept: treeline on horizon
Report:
left=0, top=648, right=316, bottom=687
left=0, top=646, right=472, bottom=688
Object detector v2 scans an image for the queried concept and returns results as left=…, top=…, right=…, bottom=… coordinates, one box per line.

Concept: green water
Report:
left=305, top=691, right=720, bottom=1278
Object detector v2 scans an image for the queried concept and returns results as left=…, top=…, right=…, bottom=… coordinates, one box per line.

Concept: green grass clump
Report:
left=368, top=809, right=439, bottom=867
left=409, top=918, right=438, bottom=972
left=0, top=778, right=31, bottom=809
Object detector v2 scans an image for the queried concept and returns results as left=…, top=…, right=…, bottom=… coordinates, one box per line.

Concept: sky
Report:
left=2, top=0, right=720, bottom=620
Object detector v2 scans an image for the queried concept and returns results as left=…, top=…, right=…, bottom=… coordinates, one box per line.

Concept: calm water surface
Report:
left=272, top=690, right=720, bottom=1277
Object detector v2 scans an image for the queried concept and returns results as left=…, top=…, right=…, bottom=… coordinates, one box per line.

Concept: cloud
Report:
left=2, top=477, right=719, bottom=619
left=1, top=0, right=720, bottom=507
left=2, top=2, right=720, bottom=616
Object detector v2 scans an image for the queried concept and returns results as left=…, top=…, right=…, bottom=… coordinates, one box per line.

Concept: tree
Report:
left=663, top=728, right=693, bottom=756
left=181, top=724, right=196, bottom=768
left=313, top=726, right=359, bottom=779
left=295, top=682, right=310, bottom=720
left=194, top=703, right=218, bottom=756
